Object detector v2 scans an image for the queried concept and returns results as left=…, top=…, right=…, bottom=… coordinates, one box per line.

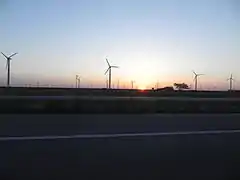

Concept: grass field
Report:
left=1, top=87, right=240, bottom=98
left=1, top=96, right=240, bottom=113
left=1, top=87, right=240, bottom=113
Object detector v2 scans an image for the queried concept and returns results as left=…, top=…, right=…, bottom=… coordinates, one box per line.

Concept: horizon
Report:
left=0, top=0, right=239, bottom=90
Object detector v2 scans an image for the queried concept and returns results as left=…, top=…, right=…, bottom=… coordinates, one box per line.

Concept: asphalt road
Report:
left=0, top=114, right=240, bottom=180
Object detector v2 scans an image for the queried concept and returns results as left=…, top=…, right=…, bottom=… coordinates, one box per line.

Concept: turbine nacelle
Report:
left=104, top=58, right=119, bottom=75
left=1, top=52, right=18, bottom=60
left=227, top=74, right=234, bottom=81
left=193, top=71, right=204, bottom=79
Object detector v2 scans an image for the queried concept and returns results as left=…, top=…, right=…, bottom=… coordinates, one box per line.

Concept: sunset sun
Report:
left=138, top=86, right=146, bottom=90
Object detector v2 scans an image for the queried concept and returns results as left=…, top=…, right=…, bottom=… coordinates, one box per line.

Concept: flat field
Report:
left=1, top=87, right=240, bottom=113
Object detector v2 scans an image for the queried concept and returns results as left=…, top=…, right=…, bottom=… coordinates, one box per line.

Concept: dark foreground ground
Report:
left=1, top=87, right=240, bottom=113
left=0, top=114, right=240, bottom=179
left=1, top=96, right=240, bottom=113
left=1, top=87, right=240, bottom=98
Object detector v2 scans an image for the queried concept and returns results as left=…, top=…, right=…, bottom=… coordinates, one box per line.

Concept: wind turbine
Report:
left=117, top=79, right=120, bottom=89
left=193, top=71, right=204, bottom=91
left=75, top=75, right=79, bottom=88
left=104, top=58, right=119, bottom=89
left=78, top=76, right=81, bottom=88
left=106, top=79, right=108, bottom=89
left=1, top=52, right=18, bottom=87
left=75, top=75, right=81, bottom=88
left=227, top=74, right=234, bottom=91
left=156, top=80, right=159, bottom=89
left=131, top=80, right=135, bottom=89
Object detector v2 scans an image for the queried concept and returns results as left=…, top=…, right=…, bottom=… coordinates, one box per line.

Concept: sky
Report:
left=0, top=0, right=239, bottom=90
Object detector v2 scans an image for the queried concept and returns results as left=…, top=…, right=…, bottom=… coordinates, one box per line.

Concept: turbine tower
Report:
left=104, top=58, right=119, bottom=89
left=131, top=80, right=135, bottom=89
left=76, top=75, right=79, bottom=88
left=78, top=76, right=81, bottom=88
left=193, top=71, right=204, bottom=91
left=156, top=80, right=159, bottom=89
left=106, top=79, right=108, bottom=89
left=1, top=52, right=18, bottom=87
left=227, top=74, right=234, bottom=91
left=117, top=79, right=120, bottom=89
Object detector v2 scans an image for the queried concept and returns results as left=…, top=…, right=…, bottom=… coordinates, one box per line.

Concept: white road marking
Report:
left=0, top=129, right=240, bottom=141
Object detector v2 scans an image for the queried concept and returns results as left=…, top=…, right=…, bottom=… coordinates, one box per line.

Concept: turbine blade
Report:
left=9, top=52, right=18, bottom=58
left=104, top=67, right=110, bottom=75
left=111, top=66, right=119, bottom=68
left=106, top=58, right=110, bottom=67
left=5, top=61, right=8, bottom=69
left=192, top=70, right=197, bottom=76
left=1, top=52, right=8, bottom=59
left=198, top=74, right=204, bottom=76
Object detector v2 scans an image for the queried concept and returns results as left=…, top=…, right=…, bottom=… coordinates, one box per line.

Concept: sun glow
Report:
left=138, top=86, right=146, bottom=90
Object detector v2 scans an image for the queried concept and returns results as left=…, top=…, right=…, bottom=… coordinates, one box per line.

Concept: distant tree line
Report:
left=174, top=83, right=189, bottom=90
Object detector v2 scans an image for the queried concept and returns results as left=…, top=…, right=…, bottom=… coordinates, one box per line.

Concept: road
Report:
left=0, top=114, right=240, bottom=179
